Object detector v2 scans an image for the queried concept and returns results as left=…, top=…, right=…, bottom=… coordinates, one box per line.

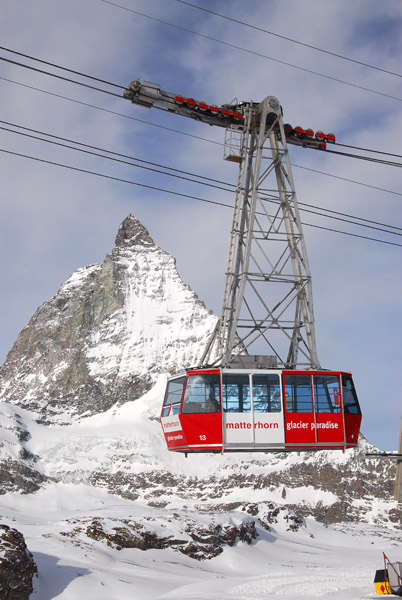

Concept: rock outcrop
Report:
left=61, top=508, right=262, bottom=561
left=0, top=524, right=37, bottom=599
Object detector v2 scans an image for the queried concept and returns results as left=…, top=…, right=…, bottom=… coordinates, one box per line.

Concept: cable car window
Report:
left=164, top=377, right=185, bottom=406
left=222, top=374, right=250, bottom=412
left=181, top=374, right=220, bottom=414
left=342, top=376, right=361, bottom=414
left=162, top=376, right=185, bottom=416
left=313, top=375, right=341, bottom=413
left=285, top=374, right=313, bottom=413
left=252, top=374, right=281, bottom=412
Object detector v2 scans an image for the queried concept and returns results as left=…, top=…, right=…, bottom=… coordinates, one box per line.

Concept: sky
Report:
left=0, top=0, right=401, bottom=451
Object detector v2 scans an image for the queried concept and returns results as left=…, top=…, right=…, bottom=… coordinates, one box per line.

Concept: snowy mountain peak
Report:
left=114, top=213, right=155, bottom=248
left=0, top=213, right=217, bottom=423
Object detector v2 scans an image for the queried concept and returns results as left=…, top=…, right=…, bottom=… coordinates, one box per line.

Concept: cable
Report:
left=263, top=197, right=401, bottom=237
left=324, top=147, right=402, bottom=168
left=1, top=146, right=401, bottom=248
left=0, top=56, right=122, bottom=98
left=0, top=147, right=234, bottom=208
left=2, top=60, right=400, bottom=162
left=174, top=0, right=402, bottom=79
left=2, top=44, right=401, bottom=162
left=0, top=122, right=234, bottom=192
left=3, top=120, right=400, bottom=237
left=335, top=142, right=402, bottom=160
left=2, top=118, right=401, bottom=235
left=292, top=163, right=402, bottom=198
left=293, top=190, right=402, bottom=231
left=1, top=76, right=401, bottom=199
left=3, top=75, right=401, bottom=186
left=303, top=220, right=401, bottom=247
left=0, top=76, right=222, bottom=147
left=100, top=0, right=402, bottom=103
left=0, top=46, right=126, bottom=90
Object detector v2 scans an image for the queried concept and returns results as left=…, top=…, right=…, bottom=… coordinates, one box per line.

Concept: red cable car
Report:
left=160, top=368, right=362, bottom=454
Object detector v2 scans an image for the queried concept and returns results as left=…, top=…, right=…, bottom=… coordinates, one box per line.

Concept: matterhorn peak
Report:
left=0, top=212, right=217, bottom=422
left=114, top=213, right=155, bottom=248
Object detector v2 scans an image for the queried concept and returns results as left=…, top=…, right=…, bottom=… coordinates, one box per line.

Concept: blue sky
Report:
left=1, top=0, right=401, bottom=450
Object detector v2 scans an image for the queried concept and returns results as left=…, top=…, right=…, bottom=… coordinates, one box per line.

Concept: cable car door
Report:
left=180, top=371, right=222, bottom=451
left=283, top=372, right=316, bottom=447
left=313, top=373, right=345, bottom=447
left=222, top=373, right=253, bottom=447
left=252, top=373, right=285, bottom=448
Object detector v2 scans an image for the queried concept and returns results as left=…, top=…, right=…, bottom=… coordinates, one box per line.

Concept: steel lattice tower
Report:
left=202, top=97, right=320, bottom=370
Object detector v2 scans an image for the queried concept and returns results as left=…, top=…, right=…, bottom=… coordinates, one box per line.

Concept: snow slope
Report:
left=0, top=380, right=400, bottom=599
left=1, top=481, right=400, bottom=599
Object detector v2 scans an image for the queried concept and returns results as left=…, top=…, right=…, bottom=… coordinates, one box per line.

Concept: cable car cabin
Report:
left=160, top=368, right=362, bottom=454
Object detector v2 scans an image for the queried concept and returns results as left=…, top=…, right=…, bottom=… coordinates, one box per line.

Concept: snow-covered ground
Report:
left=1, top=379, right=400, bottom=599
left=1, top=482, right=400, bottom=599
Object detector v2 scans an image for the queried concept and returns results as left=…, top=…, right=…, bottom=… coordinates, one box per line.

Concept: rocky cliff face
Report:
left=0, top=214, right=217, bottom=423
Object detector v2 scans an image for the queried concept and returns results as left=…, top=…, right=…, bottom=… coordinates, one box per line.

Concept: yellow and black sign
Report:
left=374, top=569, right=391, bottom=595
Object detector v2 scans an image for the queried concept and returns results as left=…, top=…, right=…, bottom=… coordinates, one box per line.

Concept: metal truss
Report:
left=202, top=97, right=320, bottom=370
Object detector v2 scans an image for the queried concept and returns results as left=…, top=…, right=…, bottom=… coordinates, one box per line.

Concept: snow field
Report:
left=0, top=381, right=400, bottom=599
left=1, top=483, right=399, bottom=599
